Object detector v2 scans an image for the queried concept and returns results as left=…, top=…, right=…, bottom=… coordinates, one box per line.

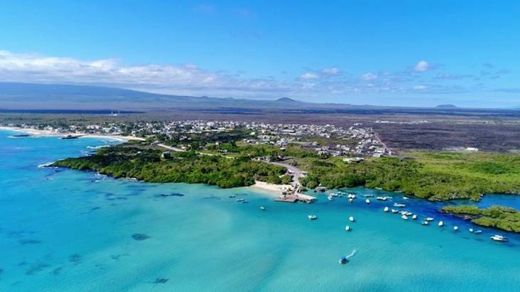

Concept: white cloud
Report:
left=299, top=72, right=319, bottom=80
left=414, top=60, right=430, bottom=72
left=361, top=72, right=378, bottom=81
left=321, top=67, right=341, bottom=76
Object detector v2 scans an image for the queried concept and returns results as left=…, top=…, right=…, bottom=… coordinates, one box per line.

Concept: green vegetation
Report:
left=442, top=205, right=520, bottom=233
left=299, top=151, right=520, bottom=201
left=52, top=143, right=286, bottom=188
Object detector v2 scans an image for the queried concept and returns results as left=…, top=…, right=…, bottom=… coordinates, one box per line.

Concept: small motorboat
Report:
left=376, top=196, right=388, bottom=201
left=474, top=230, right=483, bottom=234
left=491, top=235, right=508, bottom=242
left=347, top=194, right=356, bottom=199
left=383, top=206, right=389, bottom=212
left=260, top=206, right=266, bottom=211
left=364, top=194, right=374, bottom=198
left=403, top=196, right=409, bottom=200
left=412, top=214, right=417, bottom=220
left=438, top=221, right=444, bottom=227
left=421, top=220, right=430, bottom=226
left=365, top=199, right=371, bottom=204
left=348, top=216, right=355, bottom=222
left=453, top=226, right=459, bottom=231
left=308, top=215, right=318, bottom=220
left=400, top=211, right=413, bottom=216
left=345, top=225, right=352, bottom=232
left=401, top=214, right=408, bottom=220
left=426, top=217, right=434, bottom=222
left=348, top=198, right=354, bottom=203
left=236, top=198, right=247, bottom=203
left=393, top=203, right=406, bottom=208
left=338, top=249, right=357, bottom=265
left=327, top=194, right=334, bottom=201
left=391, top=209, right=399, bottom=214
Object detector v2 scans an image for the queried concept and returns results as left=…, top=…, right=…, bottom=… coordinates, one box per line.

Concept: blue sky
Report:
left=0, top=0, right=519, bottom=107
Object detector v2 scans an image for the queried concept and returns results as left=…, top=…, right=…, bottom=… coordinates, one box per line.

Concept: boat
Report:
left=421, top=220, right=430, bottom=225
left=453, top=226, right=459, bottom=231
left=347, top=194, right=356, bottom=199
left=260, top=206, right=266, bottom=211
left=383, top=206, right=389, bottom=212
left=308, top=215, right=318, bottom=220
left=393, top=203, right=406, bottom=208
left=403, top=196, right=409, bottom=200
left=411, top=214, right=417, bottom=220
left=474, top=230, right=483, bottom=234
left=338, top=249, right=357, bottom=265
left=365, top=199, right=371, bottom=204
left=376, top=196, right=389, bottom=201
left=426, top=217, right=434, bottom=221
left=364, top=194, right=374, bottom=198
left=490, top=235, right=508, bottom=242
left=438, top=221, right=444, bottom=227
left=327, top=194, right=334, bottom=201
left=391, top=209, right=399, bottom=214
left=348, top=216, right=355, bottom=222
left=345, top=225, right=351, bottom=232
left=236, top=198, right=247, bottom=203
left=401, top=214, right=408, bottom=220
left=348, top=198, right=354, bottom=203
left=400, top=211, right=413, bottom=216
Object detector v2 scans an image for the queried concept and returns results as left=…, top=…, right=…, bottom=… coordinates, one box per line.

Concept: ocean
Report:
left=0, top=130, right=519, bottom=291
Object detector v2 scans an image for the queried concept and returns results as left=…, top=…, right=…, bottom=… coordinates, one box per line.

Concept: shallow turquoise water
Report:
left=0, top=130, right=519, bottom=291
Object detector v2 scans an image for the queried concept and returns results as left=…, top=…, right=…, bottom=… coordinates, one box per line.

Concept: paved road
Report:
left=265, top=161, right=304, bottom=188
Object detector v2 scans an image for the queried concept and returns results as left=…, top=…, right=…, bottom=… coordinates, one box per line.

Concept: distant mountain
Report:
left=0, top=82, right=517, bottom=117
left=435, top=104, right=458, bottom=109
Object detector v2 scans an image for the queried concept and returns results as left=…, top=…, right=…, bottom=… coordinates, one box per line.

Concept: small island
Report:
left=442, top=205, right=520, bottom=233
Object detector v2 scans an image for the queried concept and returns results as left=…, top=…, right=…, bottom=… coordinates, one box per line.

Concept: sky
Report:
left=0, top=0, right=519, bottom=108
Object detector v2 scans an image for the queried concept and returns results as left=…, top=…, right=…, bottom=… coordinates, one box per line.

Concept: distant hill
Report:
left=435, top=104, right=458, bottom=109
left=0, top=82, right=518, bottom=117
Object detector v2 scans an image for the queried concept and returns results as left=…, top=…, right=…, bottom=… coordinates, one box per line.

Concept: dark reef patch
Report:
left=132, top=233, right=150, bottom=241
left=18, top=239, right=42, bottom=245
left=69, top=254, right=82, bottom=265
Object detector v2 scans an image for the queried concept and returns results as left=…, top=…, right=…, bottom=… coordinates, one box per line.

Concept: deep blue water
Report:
left=0, top=130, right=519, bottom=291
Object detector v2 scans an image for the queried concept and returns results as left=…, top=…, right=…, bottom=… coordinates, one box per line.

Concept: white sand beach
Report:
left=0, top=126, right=145, bottom=142
left=248, top=181, right=293, bottom=197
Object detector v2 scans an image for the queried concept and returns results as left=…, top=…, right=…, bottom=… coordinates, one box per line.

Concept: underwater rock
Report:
left=131, top=233, right=150, bottom=241
left=18, top=239, right=42, bottom=245
left=69, top=254, right=82, bottom=264
left=25, top=263, right=50, bottom=275
left=154, top=278, right=168, bottom=284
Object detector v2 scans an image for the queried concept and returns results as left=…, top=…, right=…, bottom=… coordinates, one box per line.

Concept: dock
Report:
left=275, top=193, right=316, bottom=204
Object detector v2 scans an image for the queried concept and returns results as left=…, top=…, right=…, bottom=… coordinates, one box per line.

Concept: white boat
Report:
left=383, top=206, right=389, bottom=212
left=421, top=220, right=430, bottom=225
left=260, top=206, right=266, bottom=211
left=401, top=214, right=408, bottom=220
left=327, top=194, right=334, bottom=201
left=348, top=198, right=354, bottom=203
left=426, top=217, right=434, bottom=221
left=400, top=211, right=413, bottom=216
left=490, top=235, right=508, bottom=242
left=438, top=221, right=444, bottom=227
left=469, top=228, right=474, bottom=233
left=308, top=215, right=318, bottom=220
left=348, top=216, right=355, bottom=222
left=347, top=194, right=356, bottom=199
left=403, top=196, right=409, bottom=200
left=391, top=209, right=399, bottom=214
left=364, top=194, right=374, bottom=198
left=412, top=214, right=417, bottom=220
left=474, top=230, right=483, bottom=234
left=376, top=196, right=388, bottom=201
left=365, top=199, right=371, bottom=204
left=393, top=203, right=406, bottom=208
left=453, top=226, right=459, bottom=231
left=345, top=225, right=351, bottom=231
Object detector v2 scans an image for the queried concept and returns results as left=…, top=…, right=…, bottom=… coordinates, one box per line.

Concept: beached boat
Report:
left=490, top=235, right=508, bottom=242
left=384, top=206, right=389, bottom=212
left=308, top=214, right=318, bottom=220
left=348, top=216, right=355, bottom=222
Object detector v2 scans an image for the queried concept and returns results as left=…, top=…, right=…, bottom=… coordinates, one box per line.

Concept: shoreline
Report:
left=0, top=126, right=145, bottom=142
left=247, top=181, right=293, bottom=198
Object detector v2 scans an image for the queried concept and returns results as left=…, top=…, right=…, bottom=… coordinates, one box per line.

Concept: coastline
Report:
left=247, top=181, right=293, bottom=198
left=0, top=126, right=145, bottom=142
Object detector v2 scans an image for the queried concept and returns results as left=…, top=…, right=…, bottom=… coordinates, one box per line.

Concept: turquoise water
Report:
left=0, top=130, right=519, bottom=291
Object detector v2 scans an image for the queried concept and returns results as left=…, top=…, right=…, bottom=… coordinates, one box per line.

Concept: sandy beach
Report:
left=248, top=181, right=293, bottom=197
left=0, top=126, right=145, bottom=142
